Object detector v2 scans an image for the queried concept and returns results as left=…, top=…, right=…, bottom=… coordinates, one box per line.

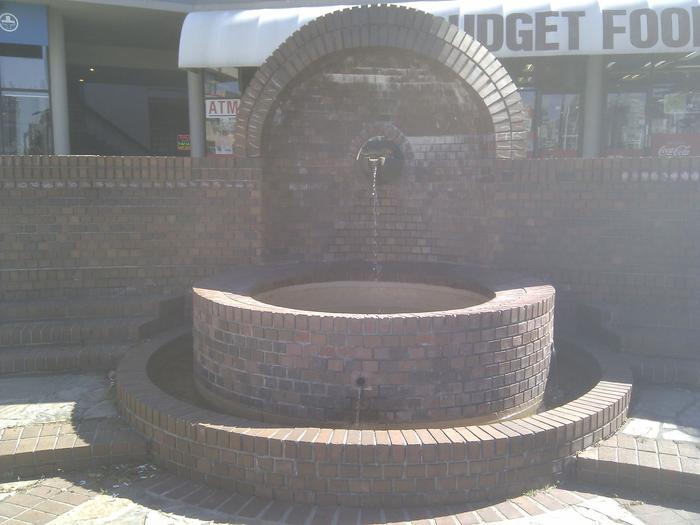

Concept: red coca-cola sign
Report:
left=651, top=134, right=700, bottom=157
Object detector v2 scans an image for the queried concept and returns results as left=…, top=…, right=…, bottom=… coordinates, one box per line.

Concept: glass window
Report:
left=205, top=68, right=240, bottom=156
left=68, top=65, right=188, bottom=156
left=604, top=92, right=647, bottom=156
left=0, top=91, right=51, bottom=154
left=604, top=55, right=651, bottom=157
left=0, top=44, right=48, bottom=90
left=519, top=89, right=536, bottom=158
left=648, top=72, right=700, bottom=156
left=0, top=44, right=51, bottom=154
left=604, top=52, right=700, bottom=157
left=538, top=93, right=581, bottom=158
left=502, top=57, right=583, bottom=158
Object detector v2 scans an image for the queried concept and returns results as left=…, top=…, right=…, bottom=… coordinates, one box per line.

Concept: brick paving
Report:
left=0, top=420, right=147, bottom=481
left=0, top=470, right=698, bottom=525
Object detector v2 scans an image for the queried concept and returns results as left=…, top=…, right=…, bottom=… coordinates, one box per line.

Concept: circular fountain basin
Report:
left=117, top=326, right=632, bottom=508
left=191, top=261, right=555, bottom=427
left=254, top=281, right=489, bottom=314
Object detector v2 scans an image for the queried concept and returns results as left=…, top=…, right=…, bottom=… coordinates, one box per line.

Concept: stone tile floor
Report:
left=621, top=385, right=700, bottom=443
left=0, top=373, right=698, bottom=524
left=0, top=372, right=116, bottom=429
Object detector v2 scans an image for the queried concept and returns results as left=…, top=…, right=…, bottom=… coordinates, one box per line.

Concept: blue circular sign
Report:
left=0, top=13, right=18, bottom=33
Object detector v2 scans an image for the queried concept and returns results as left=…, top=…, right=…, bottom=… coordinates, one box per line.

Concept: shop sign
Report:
left=0, top=12, right=18, bottom=32
left=652, top=134, right=700, bottom=157
left=180, top=1, right=700, bottom=69
left=205, top=98, right=239, bottom=118
left=446, top=3, right=700, bottom=57
left=177, top=134, right=191, bottom=152
left=0, top=2, right=47, bottom=46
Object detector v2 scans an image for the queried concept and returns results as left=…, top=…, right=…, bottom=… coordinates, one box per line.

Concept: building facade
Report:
left=2, top=0, right=699, bottom=158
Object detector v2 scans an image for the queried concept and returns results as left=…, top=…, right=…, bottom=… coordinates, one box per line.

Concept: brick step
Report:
left=576, top=434, right=700, bottom=500
left=0, top=317, right=156, bottom=348
left=0, top=418, right=148, bottom=479
left=0, top=294, right=177, bottom=322
left=0, top=296, right=159, bottom=322
left=0, top=344, right=130, bottom=374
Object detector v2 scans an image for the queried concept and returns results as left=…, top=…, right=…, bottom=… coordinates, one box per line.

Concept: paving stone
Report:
left=4, top=494, right=44, bottom=509
left=217, top=493, right=252, bottom=516
left=284, top=504, right=315, bottom=525
left=453, top=509, right=480, bottom=524
left=336, top=506, right=361, bottom=525
left=0, top=501, right=25, bottom=518
left=511, top=496, right=546, bottom=515
left=237, top=496, right=270, bottom=519
left=32, top=499, right=74, bottom=516
left=12, top=508, right=54, bottom=524
left=531, top=492, right=566, bottom=511
left=475, top=505, right=503, bottom=522
left=260, top=500, right=293, bottom=522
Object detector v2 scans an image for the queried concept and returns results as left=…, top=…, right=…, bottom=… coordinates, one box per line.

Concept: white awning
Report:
left=179, top=0, right=700, bottom=68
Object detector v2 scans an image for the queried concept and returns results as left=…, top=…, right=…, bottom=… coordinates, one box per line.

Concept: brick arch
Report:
left=234, top=5, right=526, bottom=159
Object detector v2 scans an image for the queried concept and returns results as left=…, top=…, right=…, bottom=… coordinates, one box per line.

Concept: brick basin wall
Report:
left=117, top=328, right=632, bottom=507
left=192, top=262, right=554, bottom=426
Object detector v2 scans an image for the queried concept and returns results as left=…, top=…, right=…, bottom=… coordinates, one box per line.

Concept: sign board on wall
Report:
left=652, top=134, right=700, bottom=157
left=0, top=2, right=47, bottom=46
left=179, top=1, right=700, bottom=68
left=177, top=134, right=191, bottom=152
left=205, top=99, right=239, bottom=118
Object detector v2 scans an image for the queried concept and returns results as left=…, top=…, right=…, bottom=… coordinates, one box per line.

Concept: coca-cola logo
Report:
left=658, top=143, right=691, bottom=157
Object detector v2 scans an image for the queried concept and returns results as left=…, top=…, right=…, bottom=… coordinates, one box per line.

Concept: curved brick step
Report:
left=0, top=317, right=157, bottom=348
left=0, top=294, right=182, bottom=323
left=0, top=344, right=129, bottom=374
left=117, top=327, right=632, bottom=508
left=0, top=418, right=148, bottom=479
left=576, top=434, right=700, bottom=500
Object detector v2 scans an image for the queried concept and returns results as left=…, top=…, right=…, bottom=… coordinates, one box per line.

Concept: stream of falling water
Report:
left=370, top=162, right=380, bottom=279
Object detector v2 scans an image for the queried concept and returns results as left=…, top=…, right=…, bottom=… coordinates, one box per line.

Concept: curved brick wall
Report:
left=117, top=328, right=632, bottom=507
left=235, top=5, right=526, bottom=159
left=191, top=262, right=554, bottom=426
left=261, top=47, right=495, bottom=262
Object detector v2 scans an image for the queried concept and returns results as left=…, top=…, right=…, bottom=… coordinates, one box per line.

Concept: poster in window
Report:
left=205, top=98, right=239, bottom=155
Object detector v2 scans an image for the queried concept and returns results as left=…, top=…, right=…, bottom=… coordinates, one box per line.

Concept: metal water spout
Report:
left=355, top=136, right=403, bottom=184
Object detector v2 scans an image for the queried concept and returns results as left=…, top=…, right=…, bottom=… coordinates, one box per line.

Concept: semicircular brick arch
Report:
left=234, top=5, right=526, bottom=159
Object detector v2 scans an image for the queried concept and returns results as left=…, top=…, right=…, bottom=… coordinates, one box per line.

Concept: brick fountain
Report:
left=116, top=5, right=632, bottom=508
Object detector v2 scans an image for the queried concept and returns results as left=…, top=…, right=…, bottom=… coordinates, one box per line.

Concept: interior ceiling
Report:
left=32, top=0, right=440, bottom=51
left=60, top=3, right=185, bottom=50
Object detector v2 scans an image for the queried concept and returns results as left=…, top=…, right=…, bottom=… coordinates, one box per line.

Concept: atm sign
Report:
left=205, top=98, right=239, bottom=118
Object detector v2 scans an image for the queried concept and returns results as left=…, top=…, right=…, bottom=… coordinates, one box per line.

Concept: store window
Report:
left=649, top=66, right=700, bottom=157
left=68, top=66, right=188, bottom=156
left=203, top=67, right=256, bottom=155
left=204, top=68, right=239, bottom=155
left=0, top=43, right=51, bottom=154
left=502, top=57, right=584, bottom=158
left=538, top=93, right=581, bottom=158
left=605, top=92, right=647, bottom=155
left=604, top=52, right=700, bottom=157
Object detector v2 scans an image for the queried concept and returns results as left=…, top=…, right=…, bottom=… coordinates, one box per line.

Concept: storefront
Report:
left=0, top=0, right=188, bottom=156
left=179, top=0, right=700, bottom=159
left=4, top=0, right=700, bottom=158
